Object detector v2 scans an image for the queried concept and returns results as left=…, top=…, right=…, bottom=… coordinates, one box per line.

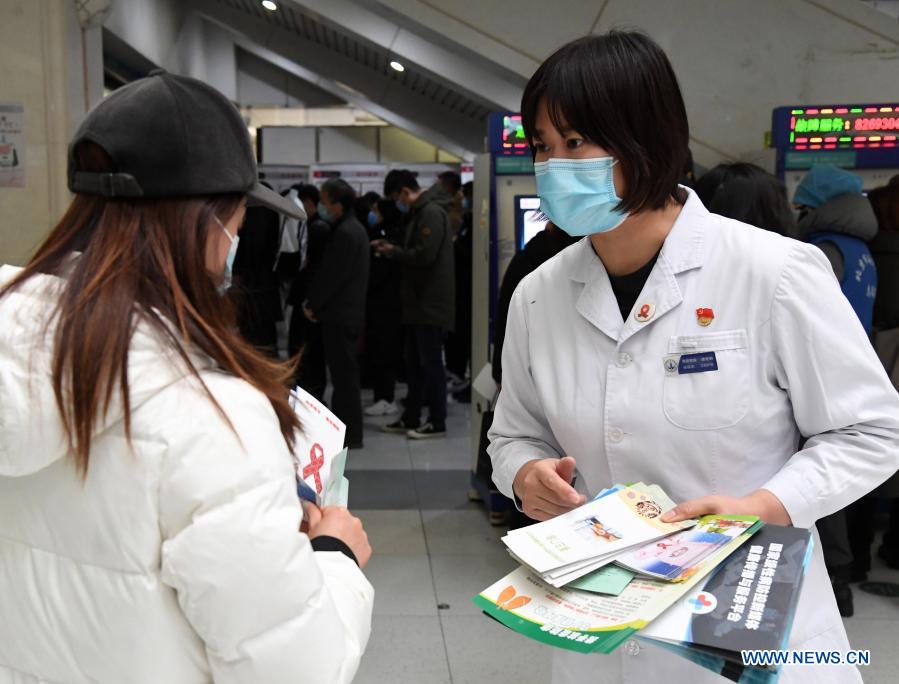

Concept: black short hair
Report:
left=438, top=171, right=462, bottom=194
left=462, top=180, right=473, bottom=198
left=700, top=163, right=796, bottom=236
left=521, top=31, right=689, bottom=214
left=376, top=197, right=402, bottom=225
left=321, top=178, right=357, bottom=213
left=384, top=169, right=420, bottom=196
left=293, top=183, right=320, bottom=205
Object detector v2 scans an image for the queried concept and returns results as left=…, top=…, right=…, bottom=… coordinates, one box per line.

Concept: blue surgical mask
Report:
left=317, top=201, right=331, bottom=223
left=395, top=200, right=410, bottom=214
left=461, top=197, right=471, bottom=211
left=534, top=156, right=628, bottom=236
left=367, top=210, right=379, bottom=227
left=214, top=216, right=239, bottom=295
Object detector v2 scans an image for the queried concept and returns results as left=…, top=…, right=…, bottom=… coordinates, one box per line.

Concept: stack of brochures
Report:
left=474, top=483, right=813, bottom=682
left=501, top=483, right=698, bottom=588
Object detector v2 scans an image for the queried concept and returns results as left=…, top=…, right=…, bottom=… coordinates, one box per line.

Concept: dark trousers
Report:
left=402, top=324, right=447, bottom=429
left=321, top=322, right=364, bottom=446
left=819, top=509, right=853, bottom=577
left=846, top=495, right=899, bottom=574
left=445, top=328, right=470, bottom=380
left=293, top=314, right=326, bottom=397
left=367, top=311, right=402, bottom=403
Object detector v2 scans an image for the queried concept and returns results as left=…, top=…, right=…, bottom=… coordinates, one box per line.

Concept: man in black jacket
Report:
left=289, top=184, right=331, bottom=391
left=303, top=179, right=370, bottom=449
left=373, top=170, right=455, bottom=439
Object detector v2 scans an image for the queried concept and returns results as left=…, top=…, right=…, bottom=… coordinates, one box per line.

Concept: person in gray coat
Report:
left=373, top=170, right=455, bottom=439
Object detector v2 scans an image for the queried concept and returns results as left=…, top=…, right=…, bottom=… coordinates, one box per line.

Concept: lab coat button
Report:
left=608, top=427, right=624, bottom=443
left=624, top=639, right=641, bottom=656
left=616, top=353, right=632, bottom=368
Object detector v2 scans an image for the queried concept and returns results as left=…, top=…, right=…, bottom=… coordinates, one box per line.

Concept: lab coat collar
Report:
left=659, top=187, right=707, bottom=275
left=569, top=187, right=706, bottom=284
left=570, top=187, right=708, bottom=343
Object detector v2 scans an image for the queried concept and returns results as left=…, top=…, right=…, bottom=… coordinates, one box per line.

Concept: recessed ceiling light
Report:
left=261, top=1, right=278, bottom=11
left=389, top=60, right=405, bottom=72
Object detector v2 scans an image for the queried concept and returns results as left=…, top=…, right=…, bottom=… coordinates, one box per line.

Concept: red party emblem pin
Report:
left=696, top=307, right=715, bottom=327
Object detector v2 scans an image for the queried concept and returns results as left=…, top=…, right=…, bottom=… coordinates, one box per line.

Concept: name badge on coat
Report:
left=664, top=352, right=719, bottom=375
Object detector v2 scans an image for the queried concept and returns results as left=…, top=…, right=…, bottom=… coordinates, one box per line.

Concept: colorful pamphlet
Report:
left=615, top=515, right=760, bottom=582
left=638, top=525, right=812, bottom=682
left=502, top=485, right=695, bottom=587
left=289, top=386, right=349, bottom=507
left=474, top=517, right=763, bottom=654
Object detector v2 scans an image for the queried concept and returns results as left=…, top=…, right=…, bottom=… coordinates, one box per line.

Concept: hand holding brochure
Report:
left=615, top=515, right=760, bottom=582
left=289, top=387, right=349, bottom=507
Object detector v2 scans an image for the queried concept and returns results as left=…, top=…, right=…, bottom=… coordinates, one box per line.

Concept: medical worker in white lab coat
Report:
left=488, top=31, right=899, bottom=684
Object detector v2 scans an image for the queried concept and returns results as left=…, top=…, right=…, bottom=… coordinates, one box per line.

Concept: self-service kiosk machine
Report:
left=470, top=113, right=539, bottom=522
left=772, top=103, right=899, bottom=197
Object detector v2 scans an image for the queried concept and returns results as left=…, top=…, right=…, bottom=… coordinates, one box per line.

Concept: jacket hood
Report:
left=798, top=193, right=879, bottom=242
left=415, top=183, right=454, bottom=212
left=0, top=265, right=208, bottom=477
left=793, top=165, right=864, bottom=208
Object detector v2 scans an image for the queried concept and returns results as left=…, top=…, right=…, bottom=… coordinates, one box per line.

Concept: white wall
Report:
left=0, top=0, right=102, bottom=265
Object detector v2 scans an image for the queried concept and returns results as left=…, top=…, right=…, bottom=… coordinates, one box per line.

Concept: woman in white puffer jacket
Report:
left=0, top=71, right=374, bottom=684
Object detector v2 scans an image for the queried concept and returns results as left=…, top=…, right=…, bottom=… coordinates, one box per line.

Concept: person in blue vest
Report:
left=794, top=165, right=878, bottom=333
left=793, top=164, right=879, bottom=617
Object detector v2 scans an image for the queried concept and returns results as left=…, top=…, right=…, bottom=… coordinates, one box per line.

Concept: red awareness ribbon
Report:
left=302, top=443, right=326, bottom=493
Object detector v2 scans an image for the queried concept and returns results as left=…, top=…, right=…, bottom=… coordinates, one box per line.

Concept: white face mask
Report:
left=214, top=215, right=239, bottom=294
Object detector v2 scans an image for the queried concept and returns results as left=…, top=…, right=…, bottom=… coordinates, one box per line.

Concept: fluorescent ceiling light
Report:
left=389, top=60, right=405, bottom=72
left=261, top=1, right=278, bottom=10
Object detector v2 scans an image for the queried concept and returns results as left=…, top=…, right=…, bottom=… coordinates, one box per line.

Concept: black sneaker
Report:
left=407, top=422, right=446, bottom=440
left=382, top=419, right=417, bottom=434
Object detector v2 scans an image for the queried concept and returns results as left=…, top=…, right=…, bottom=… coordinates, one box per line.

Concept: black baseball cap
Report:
left=68, top=69, right=305, bottom=220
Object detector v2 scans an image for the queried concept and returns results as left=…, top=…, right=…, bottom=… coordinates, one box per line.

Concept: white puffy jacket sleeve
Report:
left=762, top=244, right=899, bottom=528
left=157, top=373, right=373, bottom=684
left=488, top=282, right=565, bottom=501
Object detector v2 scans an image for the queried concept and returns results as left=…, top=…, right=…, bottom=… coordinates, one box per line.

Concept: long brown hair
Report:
left=0, top=142, right=300, bottom=477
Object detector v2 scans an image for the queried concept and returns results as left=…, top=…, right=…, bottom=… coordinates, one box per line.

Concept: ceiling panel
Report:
left=208, top=0, right=490, bottom=122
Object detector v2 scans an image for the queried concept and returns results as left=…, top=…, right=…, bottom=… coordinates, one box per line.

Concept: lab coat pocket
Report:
left=662, top=329, right=749, bottom=430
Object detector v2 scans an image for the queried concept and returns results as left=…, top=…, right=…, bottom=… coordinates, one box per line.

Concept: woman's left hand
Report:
left=661, top=489, right=792, bottom=526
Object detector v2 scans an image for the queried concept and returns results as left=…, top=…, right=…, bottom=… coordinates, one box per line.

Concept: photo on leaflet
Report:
left=574, top=515, right=623, bottom=543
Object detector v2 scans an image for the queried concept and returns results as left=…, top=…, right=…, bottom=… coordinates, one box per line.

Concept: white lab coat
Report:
left=489, top=190, right=899, bottom=683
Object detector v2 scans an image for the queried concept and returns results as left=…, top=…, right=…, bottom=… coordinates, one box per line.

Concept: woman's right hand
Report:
left=512, top=456, right=587, bottom=521
left=305, top=505, right=372, bottom=569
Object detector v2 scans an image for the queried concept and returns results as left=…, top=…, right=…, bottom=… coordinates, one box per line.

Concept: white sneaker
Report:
left=365, top=399, right=399, bottom=416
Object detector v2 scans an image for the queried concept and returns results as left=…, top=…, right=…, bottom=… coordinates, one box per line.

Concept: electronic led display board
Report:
left=773, top=104, right=899, bottom=151
left=502, top=115, right=528, bottom=151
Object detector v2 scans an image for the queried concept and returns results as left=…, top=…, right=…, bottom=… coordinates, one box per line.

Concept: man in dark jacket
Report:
left=492, top=222, right=578, bottom=386
left=233, top=198, right=282, bottom=355
left=303, top=179, right=370, bottom=449
left=289, top=184, right=331, bottom=391
left=373, top=169, right=455, bottom=439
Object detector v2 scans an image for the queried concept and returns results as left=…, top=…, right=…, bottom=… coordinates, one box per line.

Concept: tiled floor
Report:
left=346, top=388, right=899, bottom=683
